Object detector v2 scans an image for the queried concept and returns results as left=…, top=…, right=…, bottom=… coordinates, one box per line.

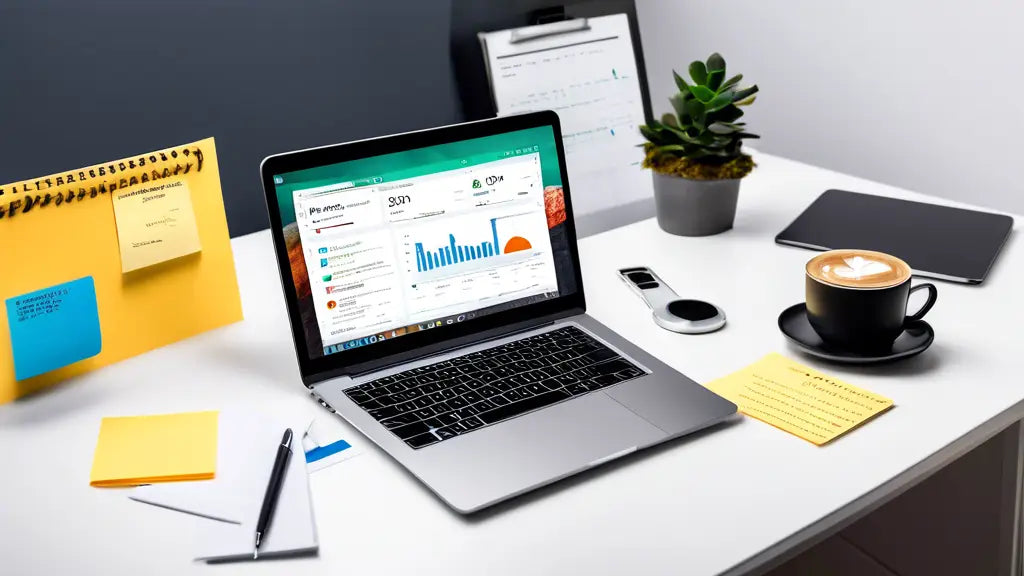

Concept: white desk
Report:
left=2, top=152, right=1021, bottom=576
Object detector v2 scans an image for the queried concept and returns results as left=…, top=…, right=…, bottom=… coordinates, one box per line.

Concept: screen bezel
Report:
left=260, top=111, right=586, bottom=384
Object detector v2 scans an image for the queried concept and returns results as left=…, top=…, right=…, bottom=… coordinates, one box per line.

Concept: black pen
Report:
left=254, top=428, right=293, bottom=559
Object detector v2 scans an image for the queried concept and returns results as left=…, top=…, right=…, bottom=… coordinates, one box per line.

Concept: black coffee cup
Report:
left=805, top=250, right=937, bottom=352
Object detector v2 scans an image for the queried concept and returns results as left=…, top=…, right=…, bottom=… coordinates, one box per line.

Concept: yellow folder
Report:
left=89, top=411, right=219, bottom=487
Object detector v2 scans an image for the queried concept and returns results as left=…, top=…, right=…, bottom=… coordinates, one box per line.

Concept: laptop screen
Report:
left=271, top=125, right=578, bottom=361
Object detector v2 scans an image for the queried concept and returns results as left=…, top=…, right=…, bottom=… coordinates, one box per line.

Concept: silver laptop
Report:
left=260, top=111, right=736, bottom=513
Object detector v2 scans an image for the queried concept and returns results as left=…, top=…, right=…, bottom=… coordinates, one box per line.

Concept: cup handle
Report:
left=906, top=283, right=938, bottom=322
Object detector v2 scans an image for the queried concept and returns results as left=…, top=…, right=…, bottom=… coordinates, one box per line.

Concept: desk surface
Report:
left=2, top=152, right=1021, bottom=576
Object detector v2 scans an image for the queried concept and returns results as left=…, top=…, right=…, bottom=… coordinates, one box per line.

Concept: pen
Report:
left=254, top=428, right=293, bottom=559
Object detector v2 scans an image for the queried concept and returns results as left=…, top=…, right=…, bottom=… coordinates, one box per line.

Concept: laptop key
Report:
left=436, top=412, right=459, bottom=426
left=565, top=383, right=590, bottom=395
left=461, top=416, right=484, bottom=430
left=490, top=394, right=511, bottom=406
left=406, top=433, right=438, bottom=448
left=356, top=398, right=383, bottom=410
left=412, top=397, right=432, bottom=409
left=478, top=390, right=571, bottom=425
left=525, top=383, right=547, bottom=396
left=473, top=399, right=496, bottom=412
left=478, top=385, right=500, bottom=397
left=369, top=405, right=399, bottom=419
left=380, top=413, right=420, bottom=428
left=451, top=384, right=471, bottom=395
left=595, top=359, right=633, bottom=375
left=505, top=389, right=525, bottom=402
left=586, top=348, right=619, bottom=364
left=435, top=427, right=459, bottom=440
left=618, top=367, right=645, bottom=379
left=394, top=401, right=417, bottom=413
left=393, top=421, right=431, bottom=439
left=462, top=391, right=483, bottom=404
left=413, top=408, right=435, bottom=420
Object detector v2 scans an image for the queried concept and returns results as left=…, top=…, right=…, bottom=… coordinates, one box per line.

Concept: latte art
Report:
left=807, top=249, right=910, bottom=288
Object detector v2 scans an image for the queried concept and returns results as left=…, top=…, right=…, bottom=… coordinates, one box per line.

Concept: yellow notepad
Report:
left=707, top=353, right=893, bottom=445
left=89, top=411, right=218, bottom=487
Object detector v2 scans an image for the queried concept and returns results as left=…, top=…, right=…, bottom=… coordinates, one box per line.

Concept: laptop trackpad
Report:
left=605, top=375, right=737, bottom=436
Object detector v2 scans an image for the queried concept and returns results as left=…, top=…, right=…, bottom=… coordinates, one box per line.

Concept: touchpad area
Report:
left=605, top=375, right=737, bottom=436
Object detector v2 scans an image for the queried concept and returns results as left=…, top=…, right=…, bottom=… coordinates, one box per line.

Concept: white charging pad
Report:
left=618, top=267, right=726, bottom=334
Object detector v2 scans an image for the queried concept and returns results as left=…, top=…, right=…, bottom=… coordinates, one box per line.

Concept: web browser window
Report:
left=273, top=126, right=574, bottom=359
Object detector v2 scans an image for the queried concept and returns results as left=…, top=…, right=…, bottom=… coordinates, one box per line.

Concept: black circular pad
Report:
left=667, top=300, right=720, bottom=321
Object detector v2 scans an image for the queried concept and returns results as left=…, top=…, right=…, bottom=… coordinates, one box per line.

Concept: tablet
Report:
left=776, top=190, right=1014, bottom=284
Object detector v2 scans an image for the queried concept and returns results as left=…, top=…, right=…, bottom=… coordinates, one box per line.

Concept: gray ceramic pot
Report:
left=652, top=171, right=740, bottom=236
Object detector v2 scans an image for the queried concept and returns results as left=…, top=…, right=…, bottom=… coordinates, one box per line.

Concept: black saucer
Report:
left=778, top=303, right=934, bottom=364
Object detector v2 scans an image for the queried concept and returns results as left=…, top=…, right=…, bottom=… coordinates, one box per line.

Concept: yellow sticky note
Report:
left=112, top=178, right=202, bottom=273
left=707, top=353, right=893, bottom=445
left=89, top=411, right=218, bottom=487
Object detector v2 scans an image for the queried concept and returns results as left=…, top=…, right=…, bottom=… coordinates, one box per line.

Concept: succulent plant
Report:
left=640, top=53, right=759, bottom=179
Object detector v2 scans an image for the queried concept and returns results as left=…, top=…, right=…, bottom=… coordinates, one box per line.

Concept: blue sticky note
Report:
left=5, top=276, right=102, bottom=381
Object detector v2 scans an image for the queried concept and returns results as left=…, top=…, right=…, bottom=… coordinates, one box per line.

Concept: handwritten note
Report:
left=112, top=178, right=201, bottom=273
left=707, top=353, right=893, bottom=445
left=5, top=277, right=102, bottom=380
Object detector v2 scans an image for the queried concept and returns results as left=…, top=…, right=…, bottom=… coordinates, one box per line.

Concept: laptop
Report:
left=260, top=111, right=736, bottom=513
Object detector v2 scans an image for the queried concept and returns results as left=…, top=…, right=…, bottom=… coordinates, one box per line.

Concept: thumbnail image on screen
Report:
left=274, top=126, right=577, bottom=359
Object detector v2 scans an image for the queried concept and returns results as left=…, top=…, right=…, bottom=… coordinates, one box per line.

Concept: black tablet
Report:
left=776, top=190, right=1014, bottom=284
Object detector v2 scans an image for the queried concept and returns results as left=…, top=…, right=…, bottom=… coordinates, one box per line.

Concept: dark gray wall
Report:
left=1, top=0, right=461, bottom=237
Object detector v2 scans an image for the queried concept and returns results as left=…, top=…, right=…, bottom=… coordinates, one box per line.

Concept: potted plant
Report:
left=640, top=53, right=759, bottom=236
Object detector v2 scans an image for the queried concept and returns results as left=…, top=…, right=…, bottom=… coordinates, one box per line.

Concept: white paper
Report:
left=480, top=14, right=652, bottom=216
left=129, top=411, right=318, bottom=561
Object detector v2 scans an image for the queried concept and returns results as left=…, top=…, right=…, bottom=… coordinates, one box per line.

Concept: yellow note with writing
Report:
left=707, top=353, right=893, bottom=445
left=89, top=411, right=218, bottom=487
left=112, top=178, right=202, bottom=273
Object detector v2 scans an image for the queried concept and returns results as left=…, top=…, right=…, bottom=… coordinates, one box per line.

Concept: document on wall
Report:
left=707, top=353, right=894, bottom=446
left=480, top=14, right=651, bottom=216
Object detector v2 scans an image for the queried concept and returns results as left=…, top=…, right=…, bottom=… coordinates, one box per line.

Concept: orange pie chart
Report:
left=503, top=236, right=532, bottom=254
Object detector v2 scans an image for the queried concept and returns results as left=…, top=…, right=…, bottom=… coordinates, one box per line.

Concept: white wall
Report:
left=635, top=0, right=1024, bottom=215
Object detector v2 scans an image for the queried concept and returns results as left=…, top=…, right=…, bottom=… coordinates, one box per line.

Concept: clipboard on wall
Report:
left=474, top=5, right=654, bottom=217
left=451, top=1, right=653, bottom=124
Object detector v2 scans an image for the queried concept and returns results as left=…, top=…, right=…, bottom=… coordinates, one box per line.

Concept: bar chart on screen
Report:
left=413, top=217, right=536, bottom=272
left=404, top=211, right=547, bottom=280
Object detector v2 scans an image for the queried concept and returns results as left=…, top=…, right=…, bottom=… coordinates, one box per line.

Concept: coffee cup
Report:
left=805, top=249, right=937, bottom=352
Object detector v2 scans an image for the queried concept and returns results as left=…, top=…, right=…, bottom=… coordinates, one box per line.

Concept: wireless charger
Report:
left=618, top=267, right=726, bottom=334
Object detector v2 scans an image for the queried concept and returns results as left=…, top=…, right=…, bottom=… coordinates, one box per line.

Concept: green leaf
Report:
left=669, top=93, right=688, bottom=120
left=707, top=121, right=745, bottom=134
left=734, top=95, right=757, bottom=107
left=685, top=98, right=706, bottom=128
left=655, top=144, right=687, bottom=154
left=673, top=70, right=690, bottom=92
left=736, top=132, right=761, bottom=139
left=639, top=125, right=664, bottom=144
left=687, top=84, right=715, bottom=103
left=688, top=60, right=708, bottom=85
left=705, top=91, right=734, bottom=113
left=660, top=113, right=678, bottom=127
left=720, top=74, right=743, bottom=91
left=706, top=53, right=726, bottom=73
left=711, top=105, right=744, bottom=123
left=731, top=85, right=759, bottom=102
left=706, top=69, right=725, bottom=92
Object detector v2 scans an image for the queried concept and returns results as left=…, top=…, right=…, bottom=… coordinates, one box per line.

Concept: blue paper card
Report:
left=5, top=276, right=102, bottom=381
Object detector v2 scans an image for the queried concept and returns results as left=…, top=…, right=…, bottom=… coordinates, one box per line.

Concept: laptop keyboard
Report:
left=343, top=326, right=646, bottom=449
